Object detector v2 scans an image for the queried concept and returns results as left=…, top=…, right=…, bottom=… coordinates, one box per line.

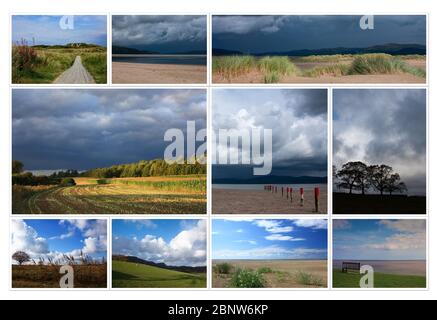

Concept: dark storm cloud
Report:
left=212, top=15, right=426, bottom=53
left=112, top=15, right=206, bottom=53
left=212, top=89, right=327, bottom=179
left=12, top=89, right=206, bottom=171
left=333, top=89, right=426, bottom=195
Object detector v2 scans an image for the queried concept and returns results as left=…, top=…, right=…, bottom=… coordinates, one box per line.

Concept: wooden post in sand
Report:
left=286, top=187, right=289, bottom=199
left=271, top=185, right=274, bottom=194
left=290, top=188, right=293, bottom=203
left=314, top=187, right=320, bottom=212
left=300, top=188, right=304, bottom=207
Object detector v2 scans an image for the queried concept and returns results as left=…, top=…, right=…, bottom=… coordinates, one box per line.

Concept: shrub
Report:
left=229, top=268, right=265, bottom=288
left=60, top=178, right=76, bottom=186
left=215, top=263, right=233, bottom=274
left=295, top=271, right=324, bottom=287
left=257, top=267, right=273, bottom=274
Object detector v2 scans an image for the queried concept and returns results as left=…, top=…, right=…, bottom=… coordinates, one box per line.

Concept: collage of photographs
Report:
left=10, top=14, right=428, bottom=291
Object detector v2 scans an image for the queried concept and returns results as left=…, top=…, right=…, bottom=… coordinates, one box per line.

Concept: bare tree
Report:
left=12, top=251, right=30, bottom=265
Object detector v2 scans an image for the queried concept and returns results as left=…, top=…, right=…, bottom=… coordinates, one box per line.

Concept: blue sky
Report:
left=333, top=219, right=426, bottom=261
left=212, top=219, right=327, bottom=260
left=11, top=219, right=107, bottom=264
left=112, top=219, right=207, bottom=267
left=12, top=15, right=107, bottom=46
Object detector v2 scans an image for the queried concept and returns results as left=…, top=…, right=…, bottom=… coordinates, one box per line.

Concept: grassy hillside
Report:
left=112, top=261, right=206, bottom=288
left=333, top=269, right=426, bottom=288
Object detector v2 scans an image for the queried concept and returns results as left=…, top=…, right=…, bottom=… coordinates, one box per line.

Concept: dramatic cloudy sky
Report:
left=12, top=89, right=206, bottom=172
left=333, top=219, right=426, bottom=260
left=112, top=15, right=207, bottom=53
left=112, top=219, right=206, bottom=267
left=11, top=219, right=107, bottom=265
left=212, top=89, right=327, bottom=179
left=213, top=219, right=327, bottom=260
left=212, top=15, right=426, bottom=53
left=333, top=89, right=426, bottom=195
left=12, top=15, right=107, bottom=46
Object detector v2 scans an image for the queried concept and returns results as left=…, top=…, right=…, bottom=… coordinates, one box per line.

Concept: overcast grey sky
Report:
left=213, top=15, right=426, bottom=53
left=12, top=89, right=206, bottom=171
left=333, top=89, right=426, bottom=195
left=112, top=15, right=207, bottom=53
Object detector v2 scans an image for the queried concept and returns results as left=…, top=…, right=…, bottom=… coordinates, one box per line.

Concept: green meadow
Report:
left=333, top=269, right=426, bottom=288
left=112, top=261, right=207, bottom=288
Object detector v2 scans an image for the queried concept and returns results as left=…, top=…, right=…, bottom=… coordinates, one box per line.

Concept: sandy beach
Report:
left=212, top=185, right=327, bottom=214
left=112, top=62, right=207, bottom=84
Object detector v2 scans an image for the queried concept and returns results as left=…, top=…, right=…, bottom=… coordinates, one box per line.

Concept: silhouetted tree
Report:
left=369, top=164, right=394, bottom=195
left=336, top=161, right=370, bottom=194
left=12, top=251, right=30, bottom=265
left=12, top=160, right=24, bottom=174
left=385, top=173, right=408, bottom=195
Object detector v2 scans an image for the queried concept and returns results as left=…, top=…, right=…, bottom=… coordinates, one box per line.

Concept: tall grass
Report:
left=303, top=64, right=349, bottom=77
left=212, top=56, right=256, bottom=80
left=81, top=51, right=107, bottom=83
left=349, top=54, right=426, bottom=78
left=258, top=56, right=296, bottom=76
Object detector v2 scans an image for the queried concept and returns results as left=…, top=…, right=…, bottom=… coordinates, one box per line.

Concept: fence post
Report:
left=300, top=188, right=304, bottom=207
left=314, top=187, right=320, bottom=212
left=290, top=188, right=293, bottom=203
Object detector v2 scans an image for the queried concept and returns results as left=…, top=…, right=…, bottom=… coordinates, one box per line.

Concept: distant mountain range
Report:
left=112, top=45, right=206, bottom=55
left=213, top=43, right=426, bottom=57
left=112, top=255, right=207, bottom=273
left=213, top=176, right=327, bottom=185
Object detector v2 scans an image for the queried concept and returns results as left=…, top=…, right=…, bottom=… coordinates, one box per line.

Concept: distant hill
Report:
left=112, top=46, right=158, bottom=54
left=33, top=43, right=104, bottom=49
left=213, top=176, right=327, bottom=185
left=112, top=255, right=206, bottom=273
left=112, top=46, right=206, bottom=55
left=213, top=43, right=426, bottom=57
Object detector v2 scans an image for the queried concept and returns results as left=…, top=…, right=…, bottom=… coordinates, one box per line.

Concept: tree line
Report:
left=12, top=159, right=206, bottom=186
left=334, top=161, right=407, bottom=195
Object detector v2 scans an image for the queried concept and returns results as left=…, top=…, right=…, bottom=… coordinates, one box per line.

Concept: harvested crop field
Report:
left=12, top=175, right=206, bottom=214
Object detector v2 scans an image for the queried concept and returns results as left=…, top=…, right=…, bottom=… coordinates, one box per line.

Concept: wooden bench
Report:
left=342, top=262, right=361, bottom=273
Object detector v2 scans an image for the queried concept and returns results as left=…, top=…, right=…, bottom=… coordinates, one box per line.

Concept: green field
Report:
left=333, top=269, right=426, bottom=288
left=112, top=261, right=206, bottom=288
left=12, top=44, right=107, bottom=84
